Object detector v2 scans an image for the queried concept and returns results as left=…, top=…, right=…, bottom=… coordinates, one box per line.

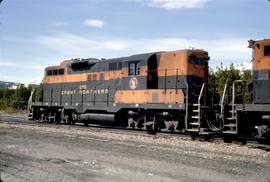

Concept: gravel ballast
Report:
left=0, top=120, right=269, bottom=182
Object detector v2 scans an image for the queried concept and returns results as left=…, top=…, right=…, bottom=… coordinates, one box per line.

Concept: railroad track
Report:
left=0, top=114, right=193, bottom=143
left=0, top=113, right=269, bottom=151
left=0, top=114, right=28, bottom=122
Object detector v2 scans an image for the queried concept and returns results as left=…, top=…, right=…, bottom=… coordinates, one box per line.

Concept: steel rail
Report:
left=0, top=114, right=269, bottom=151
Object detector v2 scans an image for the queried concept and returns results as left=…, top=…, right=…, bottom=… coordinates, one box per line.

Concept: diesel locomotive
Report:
left=28, top=39, right=270, bottom=143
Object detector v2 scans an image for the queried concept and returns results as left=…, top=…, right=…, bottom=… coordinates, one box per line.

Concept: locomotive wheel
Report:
left=222, top=136, right=232, bottom=143
left=191, top=133, right=198, bottom=140
left=136, top=119, right=144, bottom=130
left=62, top=115, right=68, bottom=124
left=39, top=113, right=45, bottom=122
left=146, top=124, right=158, bottom=135
left=204, top=135, right=212, bottom=142
left=52, top=113, right=58, bottom=124
left=128, top=119, right=136, bottom=129
left=71, top=113, right=77, bottom=125
left=256, top=138, right=265, bottom=144
left=144, top=122, right=158, bottom=134
left=165, top=121, right=178, bottom=133
left=66, top=114, right=73, bottom=125
left=241, top=139, right=247, bottom=145
left=256, top=137, right=270, bottom=145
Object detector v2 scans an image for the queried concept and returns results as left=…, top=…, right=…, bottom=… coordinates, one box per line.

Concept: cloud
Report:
left=103, top=41, right=130, bottom=50
left=35, top=33, right=130, bottom=58
left=83, top=19, right=105, bottom=28
left=50, top=21, right=68, bottom=27
left=223, top=62, right=252, bottom=70
left=133, top=0, right=209, bottom=10
left=35, top=32, right=251, bottom=65
left=0, top=61, right=45, bottom=70
left=1, top=36, right=31, bottom=43
left=25, top=77, right=43, bottom=85
left=0, top=60, right=46, bottom=83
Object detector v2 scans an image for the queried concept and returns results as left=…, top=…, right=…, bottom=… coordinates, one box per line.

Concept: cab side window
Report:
left=128, top=62, right=140, bottom=76
left=46, top=69, right=65, bottom=76
left=264, top=45, right=270, bottom=56
left=47, top=70, right=53, bottom=76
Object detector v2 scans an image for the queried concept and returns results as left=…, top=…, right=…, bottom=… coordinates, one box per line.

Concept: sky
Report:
left=0, top=0, right=269, bottom=84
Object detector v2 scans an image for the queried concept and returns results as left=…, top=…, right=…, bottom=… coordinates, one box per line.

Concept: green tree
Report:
left=0, top=84, right=33, bottom=111
left=209, top=64, right=241, bottom=95
left=208, top=63, right=252, bottom=104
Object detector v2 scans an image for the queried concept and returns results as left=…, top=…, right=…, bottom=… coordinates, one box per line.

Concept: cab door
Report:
left=147, top=54, right=158, bottom=89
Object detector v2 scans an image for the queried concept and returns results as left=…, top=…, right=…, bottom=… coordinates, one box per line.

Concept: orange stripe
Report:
left=114, top=89, right=184, bottom=104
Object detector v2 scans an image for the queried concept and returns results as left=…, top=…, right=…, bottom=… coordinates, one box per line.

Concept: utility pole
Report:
left=0, top=1, right=3, bottom=181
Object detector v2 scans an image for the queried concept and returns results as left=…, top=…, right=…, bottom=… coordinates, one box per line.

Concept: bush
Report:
left=0, top=84, right=32, bottom=112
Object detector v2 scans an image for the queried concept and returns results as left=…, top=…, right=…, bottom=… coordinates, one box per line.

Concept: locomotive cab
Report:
left=247, top=39, right=270, bottom=143
left=249, top=39, right=270, bottom=104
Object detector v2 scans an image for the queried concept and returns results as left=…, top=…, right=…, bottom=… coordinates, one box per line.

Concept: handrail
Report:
left=232, top=80, right=247, bottom=111
left=197, top=83, right=206, bottom=126
left=158, top=68, right=188, bottom=108
left=232, top=81, right=236, bottom=117
left=183, top=81, right=189, bottom=131
left=220, top=84, right=227, bottom=115
left=198, top=83, right=206, bottom=105
left=28, top=89, right=35, bottom=112
left=184, top=79, right=189, bottom=125
left=220, top=80, right=247, bottom=118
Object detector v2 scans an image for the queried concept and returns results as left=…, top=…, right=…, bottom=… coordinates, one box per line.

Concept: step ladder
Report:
left=223, top=105, right=237, bottom=134
left=186, top=103, right=201, bottom=132
left=220, top=81, right=240, bottom=135
left=28, top=111, right=33, bottom=120
left=185, top=83, right=206, bottom=133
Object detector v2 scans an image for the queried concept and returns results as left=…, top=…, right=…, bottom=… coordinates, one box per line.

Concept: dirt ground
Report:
left=0, top=121, right=270, bottom=182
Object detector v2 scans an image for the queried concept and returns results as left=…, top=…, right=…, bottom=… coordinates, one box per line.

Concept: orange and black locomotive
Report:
left=29, top=49, right=209, bottom=131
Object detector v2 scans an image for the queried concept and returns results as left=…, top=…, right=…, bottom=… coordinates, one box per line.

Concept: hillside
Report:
left=0, top=81, right=18, bottom=89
